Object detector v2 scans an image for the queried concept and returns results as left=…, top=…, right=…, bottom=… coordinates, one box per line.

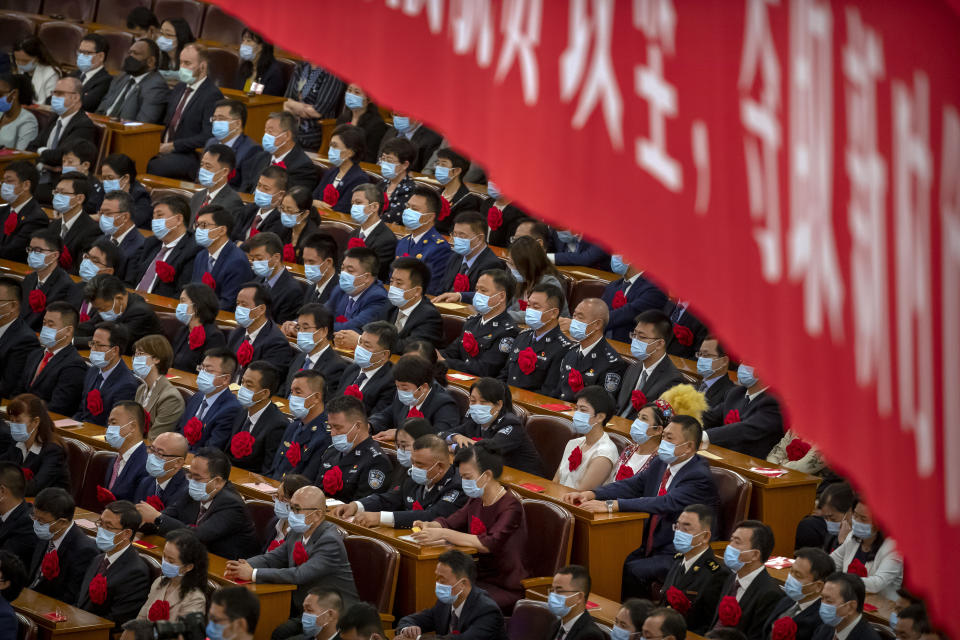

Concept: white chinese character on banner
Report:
left=893, top=72, right=935, bottom=475
left=385, top=0, right=444, bottom=34
left=633, top=0, right=682, bottom=191
left=559, top=0, right=624, bottom=147
left=739, top=0, right=783, bottom=282
left=449, top=0, right=495, bottom=67
left=940, top=105, right=960, bottom=520
left=843, top=8, right=891, bottom=414
left=495, top=0, right=543, bottom=105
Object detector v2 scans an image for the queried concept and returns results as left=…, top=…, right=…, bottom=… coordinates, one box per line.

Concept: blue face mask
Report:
left=145, top=453, right=168, bottom=478
left=339, top=271, right=360, bottom=295
left=610, top=255, right=629, bottom=275
left=468, top=404, right=494, bottom=425
left=454, top=235, right=477, bottom=256
left=525, top=307, right=545, bottom=329
left=211, top=120, right=231, bottom=140
left=510, top=267, right=524, bottom=283
left=196, top=370, right=220, bottom=395
left=99, top=214, right=117, bottom=235
left=379, top=161, right=398, bottom=179
left=723, top=544, right=746, bottom=572
left=52, top=192, right=73, bottom=213
left=195, top=228, right=213, bottom=247
left=1, top=182, right=17, bottom=203
left=304, top=264, right=326, bottom=284
left=39, top=325, right=61, bottom=349
left=556, top=230, right=577, bottom=245
left=197, top=167, right=216, bottom=187
left=160, top=558, right=181, bottom=579
left=262, top=133, right=278, bottom=153
left=252, top=259, right=273, bottom=278
left=297, top=330, right=319, bottom=353
left=132, top=355, right=152, bottom=378
left=819, top=602, right=845, bottom=627
left=332, top=428, right=355, bottom=453
left=238, top=43, right=255, bottom=60
left=409, top=463, right=432, bottom=484
left=487, top=181, right=501, bottom=199
left=237, top=386, right=258, bottom=408
left=472, top=292, right=498, bottom=315
left=353, top=345, right=374, bottom=368
left=547, top=591, right=573, bottom=617
left=50, top=96, right=67, bottom=115
left=61, top=165, right=78, bottom=175
left=156, top=35, right=175, bottom=51
left=281, top=212, right=301, bottom=228
left=350, top=203, right=370, bottom=224
left=301, top=612, right=321, bottom=637
left=79, top=258, right=100, bottom=282
left=397, top=388, right=418, bottom=407
left=825, top=519, right=842, bottom=535
left=889, top=612, right=899, bottom=630
left=572, top=411, right=594, bottom=434
left=17, top=60, right=36, bottom=73
left=27, top=250, right=48, bottom=271
left=344, top=92, right=364, bottom=109
left=205, top=621, right=225, bottom=640
left=273, top=498, right=290, bottom=520
left=77, top=52, right=94, bottom=72
left=327, top=146, right=343, bottom=166
left=388, top=286, right=411, bottom=308
left=9, top=422, right=30, bottom=442
left=188, top=478, right=211, bottom=502
left=151, top=217, right=171, bottom=239
left=737, top=364, right=758, bottom=387
left=33, top=518, right=55, bottom=540
left=99, top=299, right=121, bottom=321
left=234, top=306, right=255, bottom=328
left=461, top=475, right=485, bottom=499
left=175, top=303, right=192, bottom=325
left=631, top=338, right=657, bottom=359
left=89, top=348, right=110, bottom=369
left=402, top=208, right=424, bottom=229
left=630, top=419, right=651, bottom=444
left=287, top=512, right=310, bottom=533
left=396, top=448, right=412, bottom=468
left=288, top=394, right=310, bottom=419
left=610, top=626, right=632, bottom=640
left=393, top=115, right=410, bottom=132
left=673, top=529, right=697, bottom=554
left=103, top=178, right=122, bottom=192
left=697, top=356, right=717, bottom=377
left=434, top=166, right=452, bottom=185
left=178, top=67, right=195, bottom=84
left=784, top=574, right=809, bottom=602
left=0, top=94, right=12, bottom=114
left=569, top=319, right=593, bottom=341
left=254, top=188, right=275, bottom=209
left=435, top=581, right=456, bottom=604
left=95, top=526, right=120, bottom=552
left=851, top=520, right=874, bottom=539
left=657, top=439, right=684, bottom=464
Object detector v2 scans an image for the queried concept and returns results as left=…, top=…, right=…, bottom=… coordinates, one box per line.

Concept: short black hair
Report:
left=326, top=395, right=367, bottom=423
left=211, top=585, right=260, bottom=632
left=734, top=520, right=775, bottom=561
left=103, top=189, right=134, bottom=213
left=410, top=184, right=441, bottom=215
left=204, top=347, right=239, bottom=377
left=380, top=137, right=416, bottom=166
left=436, top=147, right=470, bottom=177
left=95, top=321, right=131, bottom=353
left=453, top=440, right=504, bottom=478
left=291, top=369, right=325, bottom=398
left=650, top=607, right=687, bottom=640
left=338, top=602, right=384, bottom=636
left=261, top=164, right=289, bottom=191
left=703, top=335, right=726, bottom=358
left=301, top=232, right=339, bottom=262
left=280, top=474, right=312, bottom=499
left=530, top=282, right=564, bottom=310
left=899, top=604, right=931, bottom=635
left=438, top=549, right=477, bottom=583
left=34, top=487, right=75, bottom=521
left=344, top=246, right=379, bottom=277
left=682, top=503, right=714, bottom=530
left=794, top=547, right=834, bottom=582
left=80, top=32, right=109, bottom=54
left=557, top=564, right=591, bottom=596
left=331, top=123, right=366, bottom=161
left=4, top=160, right=38, bottom=193
left=819, top=481, right=855, bottom=513
left=363, top=320, right=398, bottom=353
left=114, top=400, right=146, bottom=435
left=635, top=309, right=672, bottom=342
left=246, top=360, right=280, bottom=394
left=574, top=386, right=615, bottom=425
left=392, top=354, right=434, bottom=387
left=102, top=153, right=137, bottom=181
left=57, top=173, right=92, bottom=201
left=0, top=277, right=20, bottom=302
left=453, top=210, right=486, bottom=237
left=0, top=462, right=25, bottom=499
left=85, top=273, right=127, bottom=303
left=0, top=551, right=27, bottom=602
left=623, top=598, right=655, bottom=632
left=390, top=256, right=431, bottom=290
left=88, top=237, right=120, bottom=268
left=196, top=204, right=235, bottom=235
left=480, top=268, right=515, bottom=302
left=669, top=414, right=703, bottom=449
left=195, top=447, right=231, bottom=481
left=154, top=194, right=191, bottom=227
left=182, top=283, right=220, bottom=325
left=204, top=143, right=237, bottom=171
left=30, top=227, right=62, bottom=253
left=403, top=420, right=438, bottom=441
left=62, top=139, right=98, bottom=168
left=246, top=230, right=283, bottom=257
left=307, top=586, right=345, bottom=614
left=239, top=281, right=273, bottom=311
left=267, top=110, right=298, bottom=132
left=45, top=301, right=79, bottom=329
left=299, top=303, right=334, bottom=337
left=105, top=499, right=142, bottom=532
left=469, top=377, right=513, bottom=417
left=214, top=98, right=248, bottom=126
left=126, top=6, right=159, bottom=30
left=825, top=572, right=866, bottom=612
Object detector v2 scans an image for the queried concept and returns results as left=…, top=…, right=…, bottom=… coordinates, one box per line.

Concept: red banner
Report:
left=216, top=0, right=959, bottom=630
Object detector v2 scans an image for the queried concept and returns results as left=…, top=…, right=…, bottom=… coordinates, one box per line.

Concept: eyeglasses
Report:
left=628, top=332, right=656, bottom=342
left=26, top=247, right=56, bottom=254
left=694, top=351, right=719, bottom=359
left=81, top=253, right=107, bottom=268
left=52, top=190, right=75, bottom=196
left=289, top=506, right=321, bottom=515
left=89, top=341, right=113, bottom=350
left=196, top=365, right=225, bottom=375
left=195, top=222, right=222, bottom=230
left=94, top=519, right=123, bottom=532
left=146, top=445, right=183, bottom=460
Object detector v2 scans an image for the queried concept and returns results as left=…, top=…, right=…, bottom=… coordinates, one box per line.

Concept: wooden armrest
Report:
left=710, top=540, right=728, bottom=554
left=521, top=576, right=555, bottom=590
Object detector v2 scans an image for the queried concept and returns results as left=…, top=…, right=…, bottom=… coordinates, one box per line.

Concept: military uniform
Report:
left=315, top=437, right=393, bottom=503
left=549, top=337, right=628, bottom=401
left=357, top=465, right=467, bottom=529
left=440, top=311, right=520, bottom=378
left=500, top=326, right=575, bottom=394
left=266, top=414, right=330, bottom=481
left=660, top=547, right=731, bottom=634
left=440, top=413, right=545, bottom=476
left=395, top=226, right=453, bottom=296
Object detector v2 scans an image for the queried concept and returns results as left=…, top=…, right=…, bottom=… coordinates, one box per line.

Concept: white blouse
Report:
left=555, top=433, right=619, bottom=489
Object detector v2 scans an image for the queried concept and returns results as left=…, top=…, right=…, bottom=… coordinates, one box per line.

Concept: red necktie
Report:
left=108, top=455, right=122, bottom=489
left=645, top=468, right=672, bottom=554
left=249, top=213, right=263, bottom=238
left=32, top=351, right=53, bottom=384
left=272, top=160, right=287, bottom=169
left=165, top=86, right=193, bottom=142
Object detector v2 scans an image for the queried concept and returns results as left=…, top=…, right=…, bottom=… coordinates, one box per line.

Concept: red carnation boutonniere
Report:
left=323, top=184, right=339, bottom=206
left=486, top=206, right=503, bottom=231
left=347, top=237, right=366, bottom=249
left=847, top=558, right=868, bottom=577
left=273, top=160, right=287, bottom=169
left=335, top=315, right=348, bottom=323
left=230, top=431, right=256, bottom=458
left=41, top=550, right=59, bottom=580
left=461, top=331, right=479, bottom=357
left=79, top=311, right=90, bottom=323
left=96, top=485, right=116, bottom=505
left=469, top=516, right=487, bottom=535
left=283, top=243, right=296, bottom=263
left=673, top=324, right=694, bottom=346
left=517, top=299, right=528, bottom=311
left=383, top=192, right=389, bottom=210
left=323, top=466, right=344, bottom=495
left=611, top=290, right=627, bottom=309
left=145, top=495, right=165, bottom=512
left=724, top=409, right=741, bottom=424
left=453, top=273, right=470, bottom=293
left=155, top=260, right=175, bottom=283
left=567, top=445, right=583, bottom=472
left=86, top=389, right=104, bottom=416
left=188, top=325, right=206, bottom=350
left=285, top=442, right=302, bottom=467
left=3, top=212, right=17, bottom=235
left=517, top=347, right=537, bottom=375
left=785, top=438, right=812, bottom=461
left=567, top=369, right=585, bottom=393
left=292, top=541, right=309, bottom=565
left=665, top=586, right=691, bottom=614
left=28, top=289, right=46, bottom=314
left=202, top=272, right=216, bottom=289
left=615, top=464, right=635, bottom=482
left=772, top=617, right=798, bottom=640
left=88, top=573, right=108, bottom=605
left=236, top=340, right=254, bottom=367
left=631, top=390, right=646, bottom=411
left=407, top=407, right=424, bottom=419
left=717, top=596, right=742, bottom=627
left=183, top=417, right=203, bottom=445
left=144, top=410, right=152, bottom=434
left=21, top=467, right=33, bottom=482
left=267, top=539, right=282, bottom=552
left=438, top=196, right=451, bottom=220
left=148, top=600, right=170, bottom=622
left=412, top=501, right=423, bottom=511
left=343, top=384, right=363, bottom=400
left=59, top=245, right=73, bottom=269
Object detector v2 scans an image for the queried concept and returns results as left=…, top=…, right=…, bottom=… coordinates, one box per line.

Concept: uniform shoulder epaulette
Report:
left=674, top=552, right=684, bottom=560
left=707, top=560, right=720, bottom=571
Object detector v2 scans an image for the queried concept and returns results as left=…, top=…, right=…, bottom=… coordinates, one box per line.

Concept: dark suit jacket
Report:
left=0, top=316, right=39, bottom=399
left=19, top=268, right=83, bottom=331
left=49, top=212, right=101, bottom=274
left=281, top=345, right=349, bottom=396
left=155, top=484, right=260, bottom=560
left=22, top=344, right=88, bottom=415
left=762, top=596, right=823, bottom=640
left=665, top=301, right=710, bottom=360
left=335, top=362, right=395, bottom=416
left=811, top=616, right=881, bottom=640
left=162, top=77, right=223, bottom=153
left=0, top=198, right=49, bottom=263
left=704, top=375, right=736, bottom=411
left=189, top=185, right=244, bottom=218
left=129, top=181, right=155, bottom=229
left=0, top=501, right=36, bottom=570
left=242, top=145, right=319, bottom=194
left=264, top=269, right=306, bottom=324
left=388, top=297, right=444, bottom=350
left=327, top=281, right=390, bottom=333
left=226, top=320, right=296, bottom=378
left=563, top=612, right=606, bottom=640
left=29, top=523, right=99, bottom=605
left=616, top=356, right=686, bottom=418
left=602, top=275, right=669, bottom=342
left=232, top=59, right=287, bottom=97
left=28, top=109, right=97, bottom=166
left=133, top=469, right=188, bottom=509
left=191, top=241, right=256, bottom=310
left=378, top=125, right=443, bottom=173
left=704, top=387, right=784, bottom=459
left=76, top=292, right=162, bottom=354
left=171, top=322, right=228, bottom=373
left=131, top=233, right=202, bottom=297
left=710, top=569, right=783, bottom=640
left=206, top=134, right=263, bottom=191
left=396, top=586, right=507, bottom=639
left=661, top=548, right=731, bottom=633
left=176, top=388, right=242, bottom=451
left=225, top=402, right=288, bottom=474
left=349, top=221, right=398, bottom=282
left=76, top=544, right=151, bottom=628
left=437, top=246, right=505, bottom=298
left=104, top=442, right=150, bottom=502
left=0, top=436, right=69, bottom=495
left=110, top=227, right=147, bottom=284
left=96, top=70, right=170, bottom=124
left=0, top=593, right=15, bottom=638
left=369, top=382, right=460, bottom=435
left=303, top=276, right=336, bottom=307
left=232, top=204, right=289, bottom=242
left=73, top=360, right=140, bottom=426
left=313, top=164, right=369, bottom=213
left=551, top=233, right=610, bottom=270
left=75, top=67, right=112, bottom=113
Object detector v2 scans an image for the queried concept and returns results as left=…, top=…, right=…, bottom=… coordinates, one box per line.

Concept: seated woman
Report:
left=794, top=481, right=854, bottom=553
left=171, top=283, right=228, bottom=372
left=133, top=334, right=186, bottom=439
left=156, top=18, right=195, bottom=80
left=609, top=401, right=668, bottom=484
left=0, top=394, right=70, bottom=495
left=262, top=473, right=311, bottom=552
left=612, top=598, right=655, bottom=640
left=830, top=497, right=903, bottom=600
left=412, top=441, right=529, bottom=611
left=336, top=84, right=388, bottom=163
left=0, top=73, right=38, bottom=151
left=279, top=186, right=321, bottom=262
left=233, top=29, right=286, bottom=97
left=121, top=528, right=207, bottom=635
left=100, top=153, right=154, bottom=229
left=402, top=340, right=449, bottom=389
left=379, top=137, right=418, bottom=224
left=313, top=124, right=370, bottom=214
left=505, top=235, right=569, bottom=324
left=441, top=377, right=544, bottom=477
left=767, top=427, right=825, bottom=475
left=13, top=37, right=60, bottom=105
left=554, top=386, right=618, bottom=491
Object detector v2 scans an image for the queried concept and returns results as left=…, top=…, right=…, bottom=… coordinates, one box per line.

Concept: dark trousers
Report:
left=621, top=547, right=675, bottom=600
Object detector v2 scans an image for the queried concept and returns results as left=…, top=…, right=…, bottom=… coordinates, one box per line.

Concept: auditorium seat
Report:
left=568, top=279, right=607, bottom=310
left=205, top=46, right=240, bottom=89
left=519, top=499, right=573, bottom=587
left=156, top=311, right=182, bottom=344
left=24, top=105, right=54, bottom=134
left=154, top=0, right=206, bottom=35
left=317, top=221, right=354, bottom=263
left=138, top=551, right=162, bottom=583
left=524, top=415, right=576, bottom=476
left=606, top=430, right=632, bottom=456
left=93, top=29, right=134, bottom=73
left=36, top=21, right=85, bottom=67
left=199, top=4, right=245, bottom=44
left=150, top=187, right=195, bottom=203
left=95, top=0, right=152, bottom=28
left=710, top=467, right=752, bottom=541
left=0, top=14, right=35, bottom=51
left=505, top=599, right=560, bottom=640
left=439, top=314, right=464, bottom=348
left=62, top=437, right=93, bottom=504
left=343, top=535, right=399, bottom=617
left=244, top=498, right=275, bottom=549
left=274, top=57, right=297, bottom=93
left=595, top=624, right=613, bottom=639
left=557, top=273, right=573, bottom=305
left=16, top=612, right=37, bottom=640
left=78, top=450, right=118, bottom=511
left=0, top=0, right=40, bottom=11
left=872, top=623, right=896, bottom=640
left=445, top=383, right=470, bottom=420
left=42, top=0, right=96, bottom=22
left=362, top=167, right=384, bottom=185
left=91, top=119, right=111, bottom=173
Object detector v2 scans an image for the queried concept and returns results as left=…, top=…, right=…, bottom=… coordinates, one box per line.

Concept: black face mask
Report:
left=123, top=56, right=147, bottom=75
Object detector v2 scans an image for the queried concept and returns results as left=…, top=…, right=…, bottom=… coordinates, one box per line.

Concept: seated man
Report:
left=77, top=237, right=120, bottom=288
left=132, top=431, right=189, bottom=510
left=76, top=274, right=162, bottom=352
left=396, top=549, right=506, bottom=639
left=189, top=144, right=244, bottom=218
left=293, top=587, right=344, bottom=640
left=616, top=310, right=685, bottom=418
left=810, top=574, right=881, bottom=640
left=512, top=217, right=555, bottom=252
left=642, top=608, right=688, bottom=640
left=0, top=160, right=48, bottom=263
left=27, top=77, right=97, bottom=172
left=56, top=140, right=104, bottom=215
left=73, top=33, right=112, bottom=112
left=100, top=153, right=153, bottom=229
left=48, top=173, right=100, bottom=275
left=661, top=504, right=731, bottom=633
left=545, top=565, right=605, bottom=640
left=347, top=183, right=397, bottom=282
left=96, top=191, right=144, bottom=285
left=246, top=232, right=306, bottom=324
left=146, top=43, right=223, bottom=180
left=893, top=604, right=930, bottom=640
left=243, top=111, right=319, bottom=193
left=334, top=433, right=467, bottom=528
left=710, top=521, right=782, bottom=640
left=133, top=194, right=201, bottom=297
left=439, top=269, right=520, bottom=378
left=22, top=302, right=88, bottom=415
left=602, top=254, right=668, bottom=342
left=268, top=370, right=331, bottom=480
left=0, top=464, right=35, bottom=570
left=386, top=257, right=443, bottom=350
left=666, top=300, right=710, bottom=360
left=328, top=246, right=390, bottom=334
left=433, top=149, right=484, bottom=235
left=482, top=181, right=529, bottom=248
left=338, top=602, right=386, bottom=640
left=377, top=112, right=442, bottom=173
left=702, top=364, right=783, bottom=459
left=191, top=204, right=256, bottom=310
left=100, top=400, right=150, bottom=502
left=73, top=322, right=139, bottom=426
left=695, top=336, right=735, bottom=410
left=299, top=232, right=339, bottom=306
left=76, top=500, right=150, bottom=629
left=334, top=321, right=397, bottom=415
left=549, top=229, right=611, bottom=270
left=761, top=547, right=833, bottom=640
left=370, top=354, right=460, bottom=441
left=225, top=485, right=359, bottom=611
left=500, top=282, right=575, bottom=393
left=552, top=297, right=628, bottom=401
left=281, top=304, right=349, bottom=397
left=207, top=585, right=260, bottom=640
left=0, top=278, right=39, bottom=399
left=226, top=360, right=288, bottom=474
left=315, top=395, right=393, bottom=503
left=27, top=487, right=98, bottom=605
left=394, top=187, right=453, bottom=296
left=205, top=99, right=263, bottom=192
left=563, top=415, right=720, bottom=600
left=234, top=165, right=289, bottom=241
left=96, top=37, right=168, bottom=123
left=175, top=348, right=242, bottom=451
left=137, top=447, right=260, bottom=560
left=434, top=211, right=505, bottom=300
left=227, top=281, right=296, bottom=377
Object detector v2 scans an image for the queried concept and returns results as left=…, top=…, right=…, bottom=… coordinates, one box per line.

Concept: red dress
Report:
left=436, top=491, right=529, bottom=610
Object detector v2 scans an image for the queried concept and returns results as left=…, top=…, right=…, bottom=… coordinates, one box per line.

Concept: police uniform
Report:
left=266, top=413, right=331, bottom=481
left=660, top=547, right=731, bottom=634
left=550, top=337, right=628, bottom=401
left=356, top=465, right=467, bottom=529
left=500, top=326, right=575, bottom=394
left=440, top=311, right=520, bottom=378
left=315, top=437, right=393, bottom=503
left=395, top=226, right=453, bottom=296
left=440, top=413, right=545, bottom=476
